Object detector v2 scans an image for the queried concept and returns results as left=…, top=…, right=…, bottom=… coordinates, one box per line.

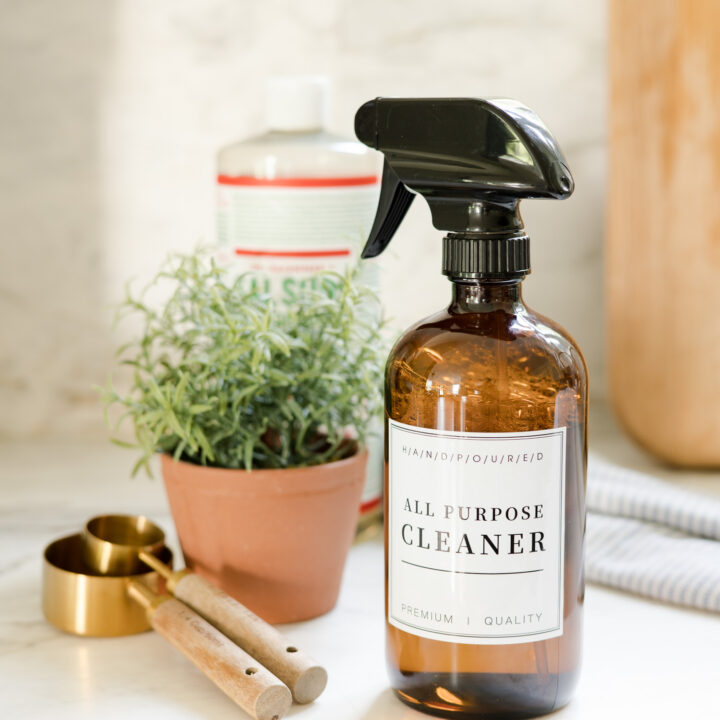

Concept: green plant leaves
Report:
left=101, top=252, right=386, bottom=475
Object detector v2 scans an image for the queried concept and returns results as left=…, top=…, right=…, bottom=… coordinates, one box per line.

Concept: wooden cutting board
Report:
left=608, top=0, right=720, bottom=466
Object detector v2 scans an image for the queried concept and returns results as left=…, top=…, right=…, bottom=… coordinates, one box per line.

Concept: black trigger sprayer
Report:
left=354, top=97, right=573, bottom=278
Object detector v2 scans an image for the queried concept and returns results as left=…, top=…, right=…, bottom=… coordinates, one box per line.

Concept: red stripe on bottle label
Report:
left=360, top=496, right=382, bottom=513
left=235, top=248, right=350, bottom=257
left=218, top=174, right=378, bottom=188
left=234, top=248, right=351, bottom=258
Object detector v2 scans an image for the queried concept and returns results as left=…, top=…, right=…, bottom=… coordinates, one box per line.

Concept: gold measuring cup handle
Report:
left=128, top=581, right=291, bottom=720
left=139, top=552, right=328, bottom=704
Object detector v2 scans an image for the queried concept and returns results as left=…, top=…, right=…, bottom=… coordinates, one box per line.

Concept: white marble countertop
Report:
left=2, top=405, right=720, bottom=719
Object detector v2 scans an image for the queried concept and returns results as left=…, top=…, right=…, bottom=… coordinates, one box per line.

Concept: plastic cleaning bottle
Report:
left=217, top=75, right=379, bottom=297
left=355, top=98, right=587, bottom=718
left=216, top=76, right=383, bottom=532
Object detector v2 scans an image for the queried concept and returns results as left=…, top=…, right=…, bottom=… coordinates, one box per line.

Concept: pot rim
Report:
left=159, top=445, right=368, bottom=475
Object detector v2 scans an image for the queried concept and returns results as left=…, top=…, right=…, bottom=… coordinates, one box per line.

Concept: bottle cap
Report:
left=442, top=234, right=530, bottom=279
left=266, top=75, right=329, bottom=131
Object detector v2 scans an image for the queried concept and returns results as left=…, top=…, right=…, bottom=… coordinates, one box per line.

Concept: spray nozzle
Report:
left=355, top=97, right=573, bottom=269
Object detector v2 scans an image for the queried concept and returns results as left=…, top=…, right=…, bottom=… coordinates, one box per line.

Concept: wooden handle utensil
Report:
left=128, top=581, right=292, bottom=720
left=138, top=552, right=328, bottom=704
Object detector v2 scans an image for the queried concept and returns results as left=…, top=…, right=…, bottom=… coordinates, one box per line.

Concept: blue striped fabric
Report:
left=586, top=460, right=720, bottom=612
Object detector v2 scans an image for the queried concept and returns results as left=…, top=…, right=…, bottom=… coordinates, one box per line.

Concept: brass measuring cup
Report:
left=82, top=513, right=165, bottom=575
left=43, top=528, right=292, bottom=720
left=43, top=533, right=171, bottom=636
left=83, top=513, right=327, bottom=704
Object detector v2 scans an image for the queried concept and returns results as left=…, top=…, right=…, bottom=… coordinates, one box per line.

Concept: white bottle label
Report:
left=216, top=176, right=379, bottom=301
left=388, top=420, right=566, bottom=645
left=360, top=422, right=384, bottom=515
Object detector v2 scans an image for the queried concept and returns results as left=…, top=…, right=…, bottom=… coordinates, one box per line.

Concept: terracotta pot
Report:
left=160, top=450, right=367, bottom=624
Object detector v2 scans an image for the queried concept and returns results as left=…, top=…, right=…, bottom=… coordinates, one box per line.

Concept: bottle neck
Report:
left=449, top=278, right=525, bottom=314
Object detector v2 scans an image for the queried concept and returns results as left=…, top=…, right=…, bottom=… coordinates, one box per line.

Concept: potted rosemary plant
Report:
left=102, top=252, right=385, bottom=622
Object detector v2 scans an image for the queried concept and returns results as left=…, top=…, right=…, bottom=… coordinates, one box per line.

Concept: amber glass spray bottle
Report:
left=355, top=98, right=587, bottom=718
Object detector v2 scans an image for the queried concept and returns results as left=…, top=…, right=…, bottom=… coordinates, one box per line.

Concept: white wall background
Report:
left=0, top=0, right=606, bottom=439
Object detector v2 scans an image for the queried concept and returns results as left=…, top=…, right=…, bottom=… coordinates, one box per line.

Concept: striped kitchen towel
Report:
left=586, top=459, right=720, bottom=612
